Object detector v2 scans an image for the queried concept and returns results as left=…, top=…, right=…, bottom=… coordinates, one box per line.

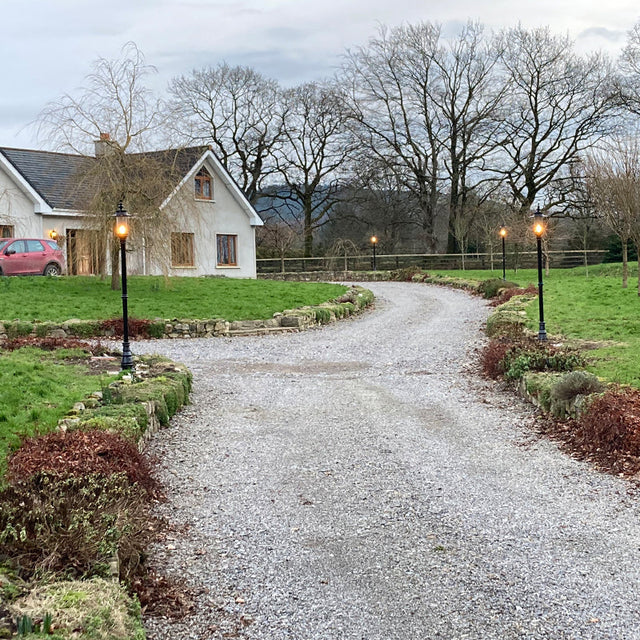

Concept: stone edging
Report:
left=56, top=356, right=192, bottom=454
left=0, top=286, right=375, bottom=341
left=485, top=294, right=602, bottom=420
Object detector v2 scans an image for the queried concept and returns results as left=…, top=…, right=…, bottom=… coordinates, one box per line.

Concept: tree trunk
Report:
left=623, top=241, right=628, bottom=289
left=637, top=244, right=640, bottom=297
left=303, top=195, right=313, bottom=258
left=110, top=240, right=120, bottom=291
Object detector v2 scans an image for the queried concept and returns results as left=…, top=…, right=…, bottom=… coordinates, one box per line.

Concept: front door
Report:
left=67, top=229, right=101, bottom=275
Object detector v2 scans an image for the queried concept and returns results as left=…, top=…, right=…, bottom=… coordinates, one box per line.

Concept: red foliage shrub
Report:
left=490, top=284, right=538, bottom=307
left=8, top=429, right=160, bottom=497
left=481, top=338, right=516, bottom=379
left=576, top=387, right=640, bottom=456
left=2, top=336, right=108, bottom=354
left=100, top=317, right=153, bottom=338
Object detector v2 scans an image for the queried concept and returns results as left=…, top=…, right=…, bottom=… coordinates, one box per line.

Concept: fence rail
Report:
left=257, top=250, right=607, bottom=274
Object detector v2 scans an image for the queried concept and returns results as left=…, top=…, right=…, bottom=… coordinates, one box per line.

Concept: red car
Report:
left=0, top=238, right=65, bottom=276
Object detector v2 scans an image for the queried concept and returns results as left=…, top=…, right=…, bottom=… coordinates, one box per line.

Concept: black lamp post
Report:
left=533, top=207, right=547, bottom=341
left=370, top=235, right=378, bottom=271
left=114, top=202, right=133, bottom=369
left=499, top=227, right=507, bottom=281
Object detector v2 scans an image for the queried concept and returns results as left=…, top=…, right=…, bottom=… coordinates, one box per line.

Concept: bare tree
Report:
left=36, top=43, right=191, bottom=289
left=617, top=21, right=640, bottom=116
left=342, top=23, right=446, bottom=252
left=273, top=82, right=354, bottom=257
left=431, top=22, right=505, bottom=252
left=326, top=156, right=422, bottom=252
left=494, top=26, right=616, bottom=214
left=167, top=63, right=282, bottom=204
left=256, top=219, right=302, bottom=273
left=585, top=135, right=640, bottom=292
left=37, top=42, right=166, bottom=155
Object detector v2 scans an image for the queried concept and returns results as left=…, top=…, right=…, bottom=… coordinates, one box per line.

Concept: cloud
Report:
left=578, top=26, right=626, bottom=43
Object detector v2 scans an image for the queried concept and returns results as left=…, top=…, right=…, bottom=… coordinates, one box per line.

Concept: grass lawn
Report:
left=0, top=276, right=347, bottom=322
left=0, top=347, right=118, bottom=479
left=433, top=263, right=640, bottom=387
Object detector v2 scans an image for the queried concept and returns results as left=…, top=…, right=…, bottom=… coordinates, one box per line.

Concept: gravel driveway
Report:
left=136, top=282, right=640, bottom=640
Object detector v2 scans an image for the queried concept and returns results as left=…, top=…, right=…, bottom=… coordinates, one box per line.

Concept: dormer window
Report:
left=195, top=168, right=212, bottom=200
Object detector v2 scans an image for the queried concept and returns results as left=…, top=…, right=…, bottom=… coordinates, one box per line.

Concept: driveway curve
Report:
left=138, top=282, right=640, bottom=640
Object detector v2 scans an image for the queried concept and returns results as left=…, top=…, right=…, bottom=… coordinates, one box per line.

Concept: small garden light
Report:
left=533, top=207, right=547, bottom=341
left=370, top=235, right=378, bottom=271
left=499, top=227, right=507, bottom=281
left=113, top=202, right=133, bottom=369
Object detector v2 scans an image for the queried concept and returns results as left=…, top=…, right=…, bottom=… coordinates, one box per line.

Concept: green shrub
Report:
left=6, top=323, right=34, bottom=339
left=34, top=324, right=52, bottom=339
left=477, top=278, right=518, bottom=299
left=65, top=322, right=101, bottom=338
left=501, top=344, right=585, bottom=381
left=146, top=321, right=165, bottom=338
left=522, top=372, right=560, bottom=412
left=390, top=266, right=423, bottom=281
left=550, top=371, right=605, bottom=403
left=314, top=308, right=332, bottom=325
left=86, top=404, right=149, bottom=441
left=354, top=288, right=374, bottom=308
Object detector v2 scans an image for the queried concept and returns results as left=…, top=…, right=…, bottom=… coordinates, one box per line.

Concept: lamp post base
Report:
left=538, top=322, right=547, bottom=342
left=121, top=341, right=134, bottom=370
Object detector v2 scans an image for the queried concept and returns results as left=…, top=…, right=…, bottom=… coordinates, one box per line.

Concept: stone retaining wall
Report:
left=0, top=286, right=374, bottom=341
left=259, top=271, right=392, bottom=282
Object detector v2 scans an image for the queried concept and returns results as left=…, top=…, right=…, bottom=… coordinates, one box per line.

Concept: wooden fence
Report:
left=257, top=250, right=607, bottom=274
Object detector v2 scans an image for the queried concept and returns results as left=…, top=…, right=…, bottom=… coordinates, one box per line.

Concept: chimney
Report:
left=94, top=132, right=113, bottom=157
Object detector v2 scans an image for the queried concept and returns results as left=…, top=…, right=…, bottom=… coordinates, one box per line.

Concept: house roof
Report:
left=0, top=147, right=94, bottom=210
left=0, top=145, right=262, bottom=226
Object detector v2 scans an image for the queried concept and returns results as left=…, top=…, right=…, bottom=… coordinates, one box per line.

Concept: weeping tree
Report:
left=36, top=42, right=186, bottom=289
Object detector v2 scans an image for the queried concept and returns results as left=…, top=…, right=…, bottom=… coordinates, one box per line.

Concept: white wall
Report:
left=146, top=159, right=259, bottom=279
left=0, top=168, right=42, bottom=237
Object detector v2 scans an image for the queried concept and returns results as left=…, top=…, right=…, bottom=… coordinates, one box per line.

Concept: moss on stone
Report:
left=10, top=578, right=145, bottom=640
left=6, top=322, right=34, bottom=339
left=522, top=372, right=561, bottom=412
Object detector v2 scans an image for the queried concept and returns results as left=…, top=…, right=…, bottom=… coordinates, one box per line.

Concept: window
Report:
left=194, top=168, right=212, bottom=200
left=217, top=234, right=237, bottom=266
left=26, top=240, right=45, bottom=252
left=0, top=225, right=13, bottom=238
left=171, top=233, right=195, bottom=267
left=6, top=240, right=25, bottom=254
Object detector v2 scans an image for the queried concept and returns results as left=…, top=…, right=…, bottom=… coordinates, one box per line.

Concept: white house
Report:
left=0, top=141, right=263, bottom=278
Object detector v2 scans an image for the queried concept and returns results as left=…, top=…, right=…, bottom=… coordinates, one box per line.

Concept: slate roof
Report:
left=0, top=145, right=211, bottom=211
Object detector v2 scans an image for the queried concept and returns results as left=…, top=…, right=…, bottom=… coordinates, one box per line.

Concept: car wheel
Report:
left=43, top=263, right=61, bottom=276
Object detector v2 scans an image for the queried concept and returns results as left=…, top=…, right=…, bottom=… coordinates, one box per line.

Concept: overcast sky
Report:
left=1, top=0, right=638, bottom=149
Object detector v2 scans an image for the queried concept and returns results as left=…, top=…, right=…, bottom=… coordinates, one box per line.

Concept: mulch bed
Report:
left=530, top=387, right=640, bottom=478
